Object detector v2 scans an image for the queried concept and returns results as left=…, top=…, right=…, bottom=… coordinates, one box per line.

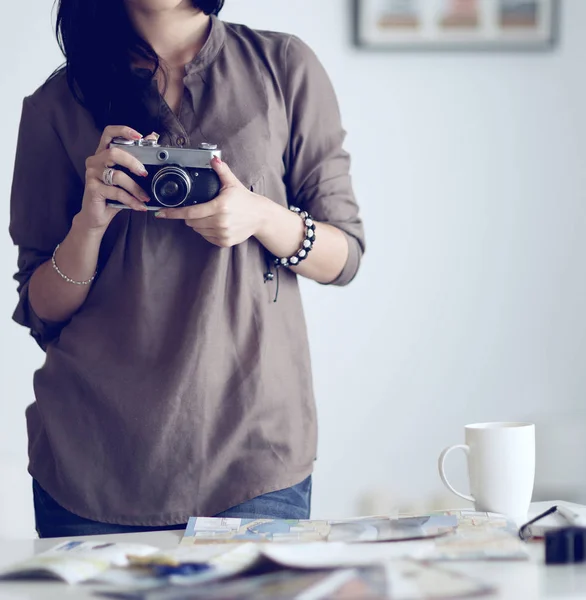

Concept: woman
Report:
left=10, top=0, right=365, bottom=538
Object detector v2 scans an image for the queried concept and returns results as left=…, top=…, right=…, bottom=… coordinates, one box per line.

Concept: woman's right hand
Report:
left=78, top=125, right=151, bottom=232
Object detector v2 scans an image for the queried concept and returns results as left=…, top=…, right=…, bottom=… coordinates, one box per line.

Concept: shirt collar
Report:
left=131, top=15, right=225, bottom=78
left=185, top=15, right=226, bottom=76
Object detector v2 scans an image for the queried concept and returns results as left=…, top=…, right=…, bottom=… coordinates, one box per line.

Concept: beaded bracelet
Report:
left=52, top=244, right=97, bottom=286
left=274, top=206, right=316, bottom=268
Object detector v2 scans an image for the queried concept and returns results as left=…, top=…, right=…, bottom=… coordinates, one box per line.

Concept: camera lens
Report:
left=152, top=167, right=192, bottom=207
left=161, top=181, right=179, bottom=196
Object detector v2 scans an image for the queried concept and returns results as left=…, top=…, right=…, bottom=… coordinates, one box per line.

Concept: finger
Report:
left=188, top=222, right=232, bottom=247
left=184, top=215, right=223, bottom=230
left=102, top=184, right=148, bottom=212
left=200, top=234, right=223, bottom=247
left=109, top=170, right=150, bottom=203
left=87, top=148, right=147, bottom=178
left=155, top=199, right=220, bottom=220
left=185, top=219, right=201, bottom=229
left=87, top=166, right=148, bottom=202
left=99, top=147, right=149, bottom=178
left=211, top=156, right=241, bottom=189
left=96, top=126, right=142, bottom=154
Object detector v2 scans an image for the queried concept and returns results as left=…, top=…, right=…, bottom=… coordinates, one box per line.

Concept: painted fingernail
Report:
left=214, top=156, right=222, bottom=165
left=132, top=132, right=142, bottom=139
left=140, top=169, right=148, bottom=177
left=155, top=211, right=165, bottom=218
left=141, top=194, right=150, bottom=202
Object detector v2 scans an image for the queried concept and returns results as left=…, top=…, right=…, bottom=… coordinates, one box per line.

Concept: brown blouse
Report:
left=9, top=16, right=365, bottom=525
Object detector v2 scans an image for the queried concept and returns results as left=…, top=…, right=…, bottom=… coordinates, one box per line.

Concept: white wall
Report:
left=1, top=0, right=585, bottom=538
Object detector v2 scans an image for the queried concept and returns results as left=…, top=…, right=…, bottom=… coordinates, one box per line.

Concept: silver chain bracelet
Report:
left=52, top=244, right=97, bottom=286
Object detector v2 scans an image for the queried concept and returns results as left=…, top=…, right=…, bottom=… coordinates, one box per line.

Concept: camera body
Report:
left=107, top=137, right=222, bottom=210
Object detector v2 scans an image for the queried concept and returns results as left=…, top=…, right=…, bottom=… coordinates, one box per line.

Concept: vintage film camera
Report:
left=107, top=137, right=222, bottom=209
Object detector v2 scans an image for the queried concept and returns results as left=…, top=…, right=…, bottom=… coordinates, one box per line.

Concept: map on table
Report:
left=180, top=515, right=458, bottom=546
left=412, top=510, right=530, bottom=561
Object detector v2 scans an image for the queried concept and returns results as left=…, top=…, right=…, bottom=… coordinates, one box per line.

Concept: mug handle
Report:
left=438, top=445, right=475, bottom=503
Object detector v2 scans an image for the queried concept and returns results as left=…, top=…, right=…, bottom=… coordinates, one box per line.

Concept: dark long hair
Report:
left=51, top=0, right=224, bottom=134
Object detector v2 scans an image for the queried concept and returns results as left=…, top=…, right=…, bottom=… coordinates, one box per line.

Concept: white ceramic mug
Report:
left=438, top=422, right=535, bottom=521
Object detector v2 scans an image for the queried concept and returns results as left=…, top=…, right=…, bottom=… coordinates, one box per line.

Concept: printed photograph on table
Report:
left=354, top=0, right=559, bottom=50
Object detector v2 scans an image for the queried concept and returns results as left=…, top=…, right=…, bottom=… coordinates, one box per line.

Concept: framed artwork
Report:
left=354, top=0, right=560, bottom=51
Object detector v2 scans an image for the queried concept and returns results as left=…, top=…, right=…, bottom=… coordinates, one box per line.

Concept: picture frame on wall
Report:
left=354, top=0, right=560, bottom=51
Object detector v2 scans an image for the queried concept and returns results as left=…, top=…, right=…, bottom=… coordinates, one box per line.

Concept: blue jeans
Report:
left=33, top=477, right=312, bottom=539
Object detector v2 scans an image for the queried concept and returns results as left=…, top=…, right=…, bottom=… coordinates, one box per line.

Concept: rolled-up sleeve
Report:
left=9, top=96, right=82, bottom=350
left=283, top=36, right=365, bottom=286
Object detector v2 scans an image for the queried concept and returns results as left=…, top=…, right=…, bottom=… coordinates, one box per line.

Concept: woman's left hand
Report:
left=155, top=157, right=267, bottom=247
